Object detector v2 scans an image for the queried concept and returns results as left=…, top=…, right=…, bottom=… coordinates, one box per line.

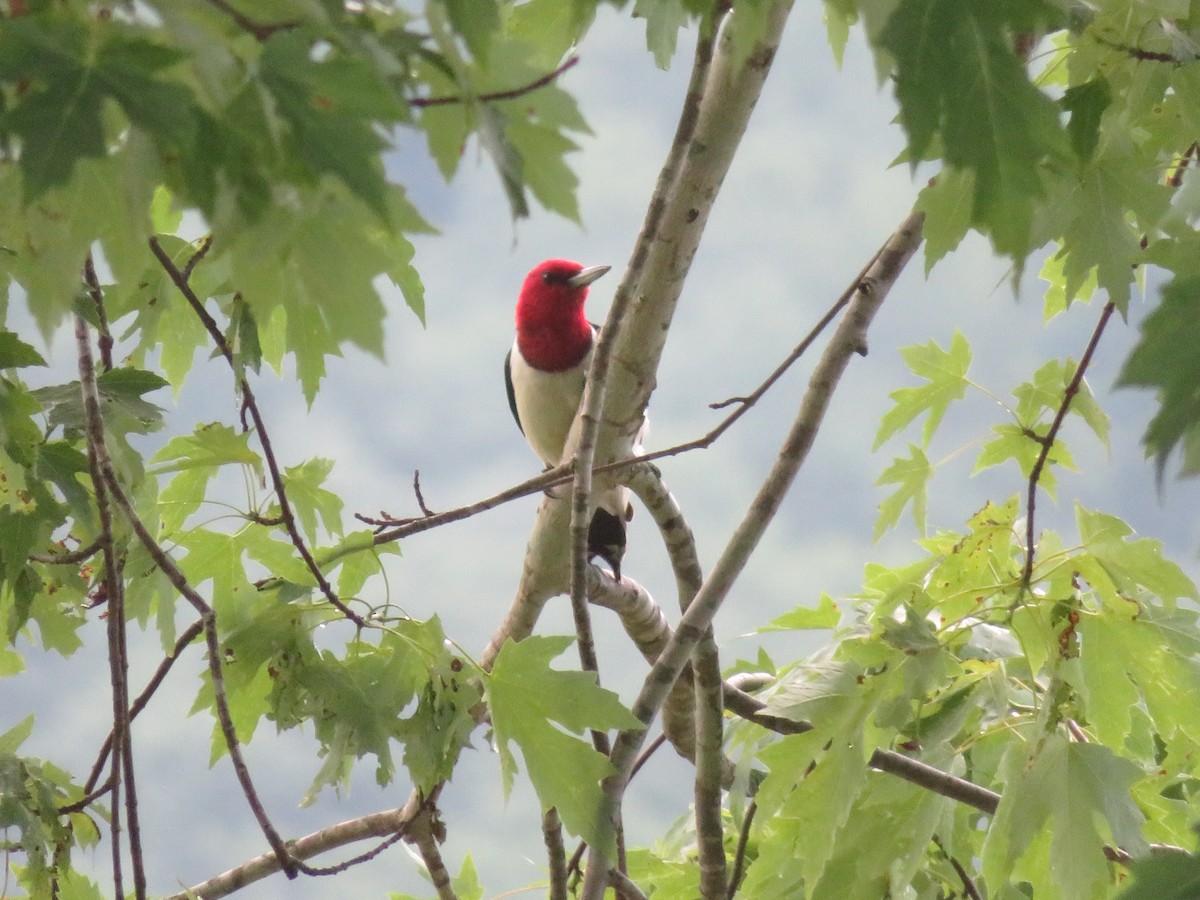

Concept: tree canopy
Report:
left=4, top=0, right=1200, bottom=898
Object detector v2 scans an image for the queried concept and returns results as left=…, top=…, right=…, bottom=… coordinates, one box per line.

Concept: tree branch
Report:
left=1021, top=300, right=1117, bottom=588
left=148, top=237, right=366, bottom=628
left=412, top=56, right=580, bottom=108
left=79, top=356, right=298, bottom=880
left=75, top=312, right=138, bottom=898
left=166, top=794, right=432, bottom=900
left=81, top=620, right=205, bottom=799
left=582, top=207, right=924, bottom=897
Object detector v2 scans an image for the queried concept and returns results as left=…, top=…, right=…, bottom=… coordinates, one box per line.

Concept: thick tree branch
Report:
left=582, top=208, right=924, bottom=897
left=166, top=793, right=432, bottom=900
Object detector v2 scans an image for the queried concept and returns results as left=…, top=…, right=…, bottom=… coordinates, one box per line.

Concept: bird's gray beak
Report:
left=568, top=265, right=611, bottom=288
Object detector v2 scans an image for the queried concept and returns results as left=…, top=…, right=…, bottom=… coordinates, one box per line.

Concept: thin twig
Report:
left=75, top=314, right=142, bottom=897
left=412, top=56, right=579, bottom=108
left=1021, top=300, right=1116, bottom=588
left=82, top=254, right=113, bottom=372
left=413, top=470, right=436, bottom=516
left=89, top=444, right=298, bottom=877
left=81, top=620, right=206, bottom=797
left=543, top=807, right=569, bottom=900
left=29, top=538, right=103, bottom=565
left=726, top=799, right=757, bottom=900
left=203, top=0, right=292, bottom=40
left=933, top=835, right=983, bottom=900
left=148, top=237, right=366, bottom=628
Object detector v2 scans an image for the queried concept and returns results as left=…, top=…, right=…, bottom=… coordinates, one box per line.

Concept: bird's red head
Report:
left=514, top=259, right=610, bottom=372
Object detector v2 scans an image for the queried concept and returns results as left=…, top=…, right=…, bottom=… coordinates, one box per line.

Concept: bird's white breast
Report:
left=509, top=337, right=591, bottom=466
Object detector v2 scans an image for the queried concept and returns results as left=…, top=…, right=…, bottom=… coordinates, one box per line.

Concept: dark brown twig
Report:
left=84, top=427, right=298, bottom=877
left=203, top=0, right=292, bottom=41
left=412, top=470, right=436, bottom=517
left=1021, top=300, right=1117, bottom=588
left=29, top=538, right=103, bottom=565
left=83, top=254, right=113, bottom=372
left=75, top=314, right=142, bottom=898
left=411, top=56, right=579, bottom=108
left=81, top=619, right=206, bottom=797
left=148, top=237, right=366, bottom=628
left=726, top=799, right=757, bottom=900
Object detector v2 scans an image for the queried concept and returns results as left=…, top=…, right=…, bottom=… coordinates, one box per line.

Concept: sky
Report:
left=7, top=3, right=1200, bottom=898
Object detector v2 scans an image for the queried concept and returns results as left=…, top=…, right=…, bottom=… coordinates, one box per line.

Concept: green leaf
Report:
left=1076, top=505, right=1198, bottom=605
left=881, top=0, right=1067, bottom=257
left=0, top=714, right=34, bottom=753
left=1117, top=275, right=1200, bottom=477
left=155, top=421, right=262, bottom=533
left=1012, top=358, right=1110, bottom=448
left=915, top=167, right=974, bottom=273
left=258, top=29, right=404, bottom=220
left=875, top=332, right=971, bottom=448
left=1050, top=155, right=1170, bottom=311
left=1039, top=249, right=1098, bottom=322
left=761, top=594, right=840, bottom=631
left=279, top=458, right=344, bottom=544
left=0, top=332, right=47, bottom=369
left=875, top=444, right=932, bottom=539
left=445, top=0, right=501, bottom=62
left=983, top=736, right=1146, bottom=897
left=488, top=635, right=640, bottom=856
left=974, top=423, right=1075, bottom=495
left=633, top=0, right=691, bottom=69
left=1062, top=78, right=1111, bottom=162
left=1117, top=853, right=1200, bottom=900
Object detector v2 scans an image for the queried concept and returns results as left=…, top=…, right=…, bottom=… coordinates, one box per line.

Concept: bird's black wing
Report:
left=504, top=349, right=524, bottom=434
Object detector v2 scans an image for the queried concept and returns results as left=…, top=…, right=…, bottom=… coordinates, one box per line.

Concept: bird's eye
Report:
left=542, top=271, right=552, bottom=284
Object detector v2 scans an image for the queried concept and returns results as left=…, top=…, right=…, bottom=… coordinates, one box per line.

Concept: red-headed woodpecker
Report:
left=505, top=258, right=634, bottom=580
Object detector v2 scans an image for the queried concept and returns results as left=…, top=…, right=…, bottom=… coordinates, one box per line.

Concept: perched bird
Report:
left=505, top=258, right=635, bottom=580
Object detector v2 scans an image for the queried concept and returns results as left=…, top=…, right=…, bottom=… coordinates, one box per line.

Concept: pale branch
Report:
left=411, top=56, right=580, bottom=108
left=582, top=207, right=925, bottom=898
left=407, top=803, right=455, bottom=900
left=492, top=0, right=728, bottom=663
left=586, top=568, right=671, bottom=662
left=148, top=237, right=365, bottom=628
left=620, top=465, right=725, bottom=892
left=75, top=314, right=144, bottom=900
left=623, top=465, right=711, bottom=769
left=1021, top=300, right=1117, bottom=588
left=167, top=793, right=433, bottom=900
left=543, top=807, right=569, bottom=900
left=694, top=636, right=727, bottom=898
